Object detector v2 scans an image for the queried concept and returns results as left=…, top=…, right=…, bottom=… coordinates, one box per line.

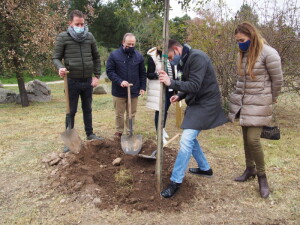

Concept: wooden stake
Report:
left=156, top=0, right=170, bottom=193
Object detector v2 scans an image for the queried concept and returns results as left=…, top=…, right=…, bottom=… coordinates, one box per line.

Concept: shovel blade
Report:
left=60, top=129, right=82, bottom=154
left=121, top=134, right=142, bottom=155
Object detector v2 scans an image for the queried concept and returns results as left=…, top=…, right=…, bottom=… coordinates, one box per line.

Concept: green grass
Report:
left=0, top=84, right=299, bottom=225
left=0, top=74, right=62, bottom=84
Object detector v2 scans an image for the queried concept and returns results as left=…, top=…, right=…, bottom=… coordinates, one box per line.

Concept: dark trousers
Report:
left=155, top=90, right=173, bottom=130
left=66, top=77, right=93, bottom=136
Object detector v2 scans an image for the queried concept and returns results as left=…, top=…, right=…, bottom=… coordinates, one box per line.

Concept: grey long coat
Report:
left=169, top=49, right=228, bottom=130
left=228, top=44, right=283, bottom=126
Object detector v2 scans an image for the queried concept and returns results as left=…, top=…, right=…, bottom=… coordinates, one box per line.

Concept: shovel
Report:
left=138, top=133, right=180, bottom=159
left=121, top=84, right=143, bottom=155
left=60, top=72, right=82, bottom=154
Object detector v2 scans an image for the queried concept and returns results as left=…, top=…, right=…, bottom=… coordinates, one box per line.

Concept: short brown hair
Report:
left=168, top=39, right=182, bottom=49
left=69, top=10, right=84, bottom=21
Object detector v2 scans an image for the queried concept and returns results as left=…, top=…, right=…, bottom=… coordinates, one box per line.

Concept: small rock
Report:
left=128, top=198, right=138, bottom=204
left=112, top=157, right=122, bottom=166
left=74, top=182, right=83, bottom=191
left=92, top=198, right=102, bottom=207
left=93, top=85, right=108, bottom=95
left=60, top=199, right=66, bottom=204
left=171, top=202, right=179, bottom=207
left=49, top=157, right=61, bottom=166
left=100, top=164, right=107, bottom=168
left=150, top=196, right=155, bottom=201
left=70, top=196, right=78, bottom=202
left=51, top=169, right=58, bottom=176
left=60, top=159, right=67, bottom=166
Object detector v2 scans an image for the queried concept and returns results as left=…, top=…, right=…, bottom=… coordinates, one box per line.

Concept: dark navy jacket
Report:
left=106, top=47, right=147, bottom=98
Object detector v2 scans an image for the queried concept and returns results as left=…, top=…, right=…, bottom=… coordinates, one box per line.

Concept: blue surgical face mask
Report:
left=170, top=54, right=181, bottom=66
left=73, top=26, right=84, bottom=33
left=238, top=40, right=251, bottom=52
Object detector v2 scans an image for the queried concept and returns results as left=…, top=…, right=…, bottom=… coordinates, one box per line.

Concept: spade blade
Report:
left=121, top=134, right=142, bottom=155
left=60, top=129, right=82, bottom=154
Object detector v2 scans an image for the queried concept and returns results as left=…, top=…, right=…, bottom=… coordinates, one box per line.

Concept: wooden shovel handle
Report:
left=163, top=133, right=180, bottom=147
left=127, top=84, right=133, bottom=119
left=64, top=71, right=70, bottom=114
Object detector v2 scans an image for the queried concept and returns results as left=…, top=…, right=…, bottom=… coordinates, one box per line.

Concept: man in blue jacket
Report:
left=106, top=33, right=147, bottom=137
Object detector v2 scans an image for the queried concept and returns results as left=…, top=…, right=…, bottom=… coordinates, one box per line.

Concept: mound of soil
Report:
left=47, top=138, right=195, bottom=212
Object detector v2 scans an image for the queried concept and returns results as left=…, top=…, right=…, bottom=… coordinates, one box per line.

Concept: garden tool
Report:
left=60, top=71, right=82, bottom=154
left=138, top=133, right=180, bottom=159
left=175, top=101, right=183, bottom=128
left=121, top=84, right=143, bottom=155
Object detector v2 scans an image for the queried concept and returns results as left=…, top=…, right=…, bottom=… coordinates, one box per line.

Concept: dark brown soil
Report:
left=48, top=138, right=195, bottom=212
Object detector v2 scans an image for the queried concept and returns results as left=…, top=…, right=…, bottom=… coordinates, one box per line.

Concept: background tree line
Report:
left=0, top=0, right=299, bottom=107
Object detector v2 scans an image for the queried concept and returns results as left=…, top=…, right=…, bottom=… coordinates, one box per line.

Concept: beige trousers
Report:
left=113, top=96, right=138, bottom=134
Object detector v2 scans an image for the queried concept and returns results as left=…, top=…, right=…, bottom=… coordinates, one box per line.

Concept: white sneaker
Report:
left=163, top=128, right=169, bottom=139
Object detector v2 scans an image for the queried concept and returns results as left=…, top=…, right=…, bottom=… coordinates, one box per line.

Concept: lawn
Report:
left=0, top=82, right=299, bottom=225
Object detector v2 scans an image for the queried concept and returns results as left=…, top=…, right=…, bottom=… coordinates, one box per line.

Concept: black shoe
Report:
left=189, top=168, right=213, bottom=177
left=63, top=146, right=70, bottom=153
left=87, top=134, right=105, bottom=140
left=160, top=181, right=181, bottom=198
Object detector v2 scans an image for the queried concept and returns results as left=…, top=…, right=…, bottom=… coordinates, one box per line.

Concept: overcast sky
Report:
left=169, top=0, right=299, bottom=19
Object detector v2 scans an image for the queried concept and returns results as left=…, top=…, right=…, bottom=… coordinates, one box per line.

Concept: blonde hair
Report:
left=235, top=22, right=267, bottom=79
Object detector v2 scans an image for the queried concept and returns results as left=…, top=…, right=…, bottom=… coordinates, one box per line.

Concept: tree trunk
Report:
left=156, top=0, right=170, bottom=193
left=13, top=57, right=29, bottom=107
left=16, top=71, right=29, bottom=107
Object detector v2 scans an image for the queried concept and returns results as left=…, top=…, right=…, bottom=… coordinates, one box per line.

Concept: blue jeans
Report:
left=171, top=129, right=211, bottom=183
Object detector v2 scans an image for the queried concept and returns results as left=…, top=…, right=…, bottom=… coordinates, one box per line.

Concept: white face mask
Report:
left=73, top=26, right=84, bottom=33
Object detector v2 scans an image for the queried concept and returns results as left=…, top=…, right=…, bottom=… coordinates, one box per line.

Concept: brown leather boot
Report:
left=234, top=166, right=257, bottom=182
left=258, top=174, right=270, bottom=198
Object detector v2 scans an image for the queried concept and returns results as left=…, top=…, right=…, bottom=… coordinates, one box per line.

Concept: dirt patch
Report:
left=46, top=138, right=195, bottom=212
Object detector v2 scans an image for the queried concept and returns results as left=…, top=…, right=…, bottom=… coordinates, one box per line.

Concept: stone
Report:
left=112, top=157, right=122, bottom=166
left=50, top=169, right=58, bottom=176
left=0, top=88, right=17, bottom=103
left=93, top=85, right=108, bottom=95
left=92, top=198, right=102, bottom=207
left=25, top=79, right=51, bottom=102
left=49, top=157, right=61, bottom=166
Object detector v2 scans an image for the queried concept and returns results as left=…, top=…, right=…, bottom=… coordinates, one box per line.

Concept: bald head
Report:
left=123, top=33, right=136, bottom=48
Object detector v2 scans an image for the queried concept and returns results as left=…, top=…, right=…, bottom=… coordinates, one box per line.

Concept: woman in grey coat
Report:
left=229, top=22, right=283, bottom=198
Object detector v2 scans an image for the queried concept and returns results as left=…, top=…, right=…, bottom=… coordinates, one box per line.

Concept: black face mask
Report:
left=124, top=46, right=135, bottom=54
